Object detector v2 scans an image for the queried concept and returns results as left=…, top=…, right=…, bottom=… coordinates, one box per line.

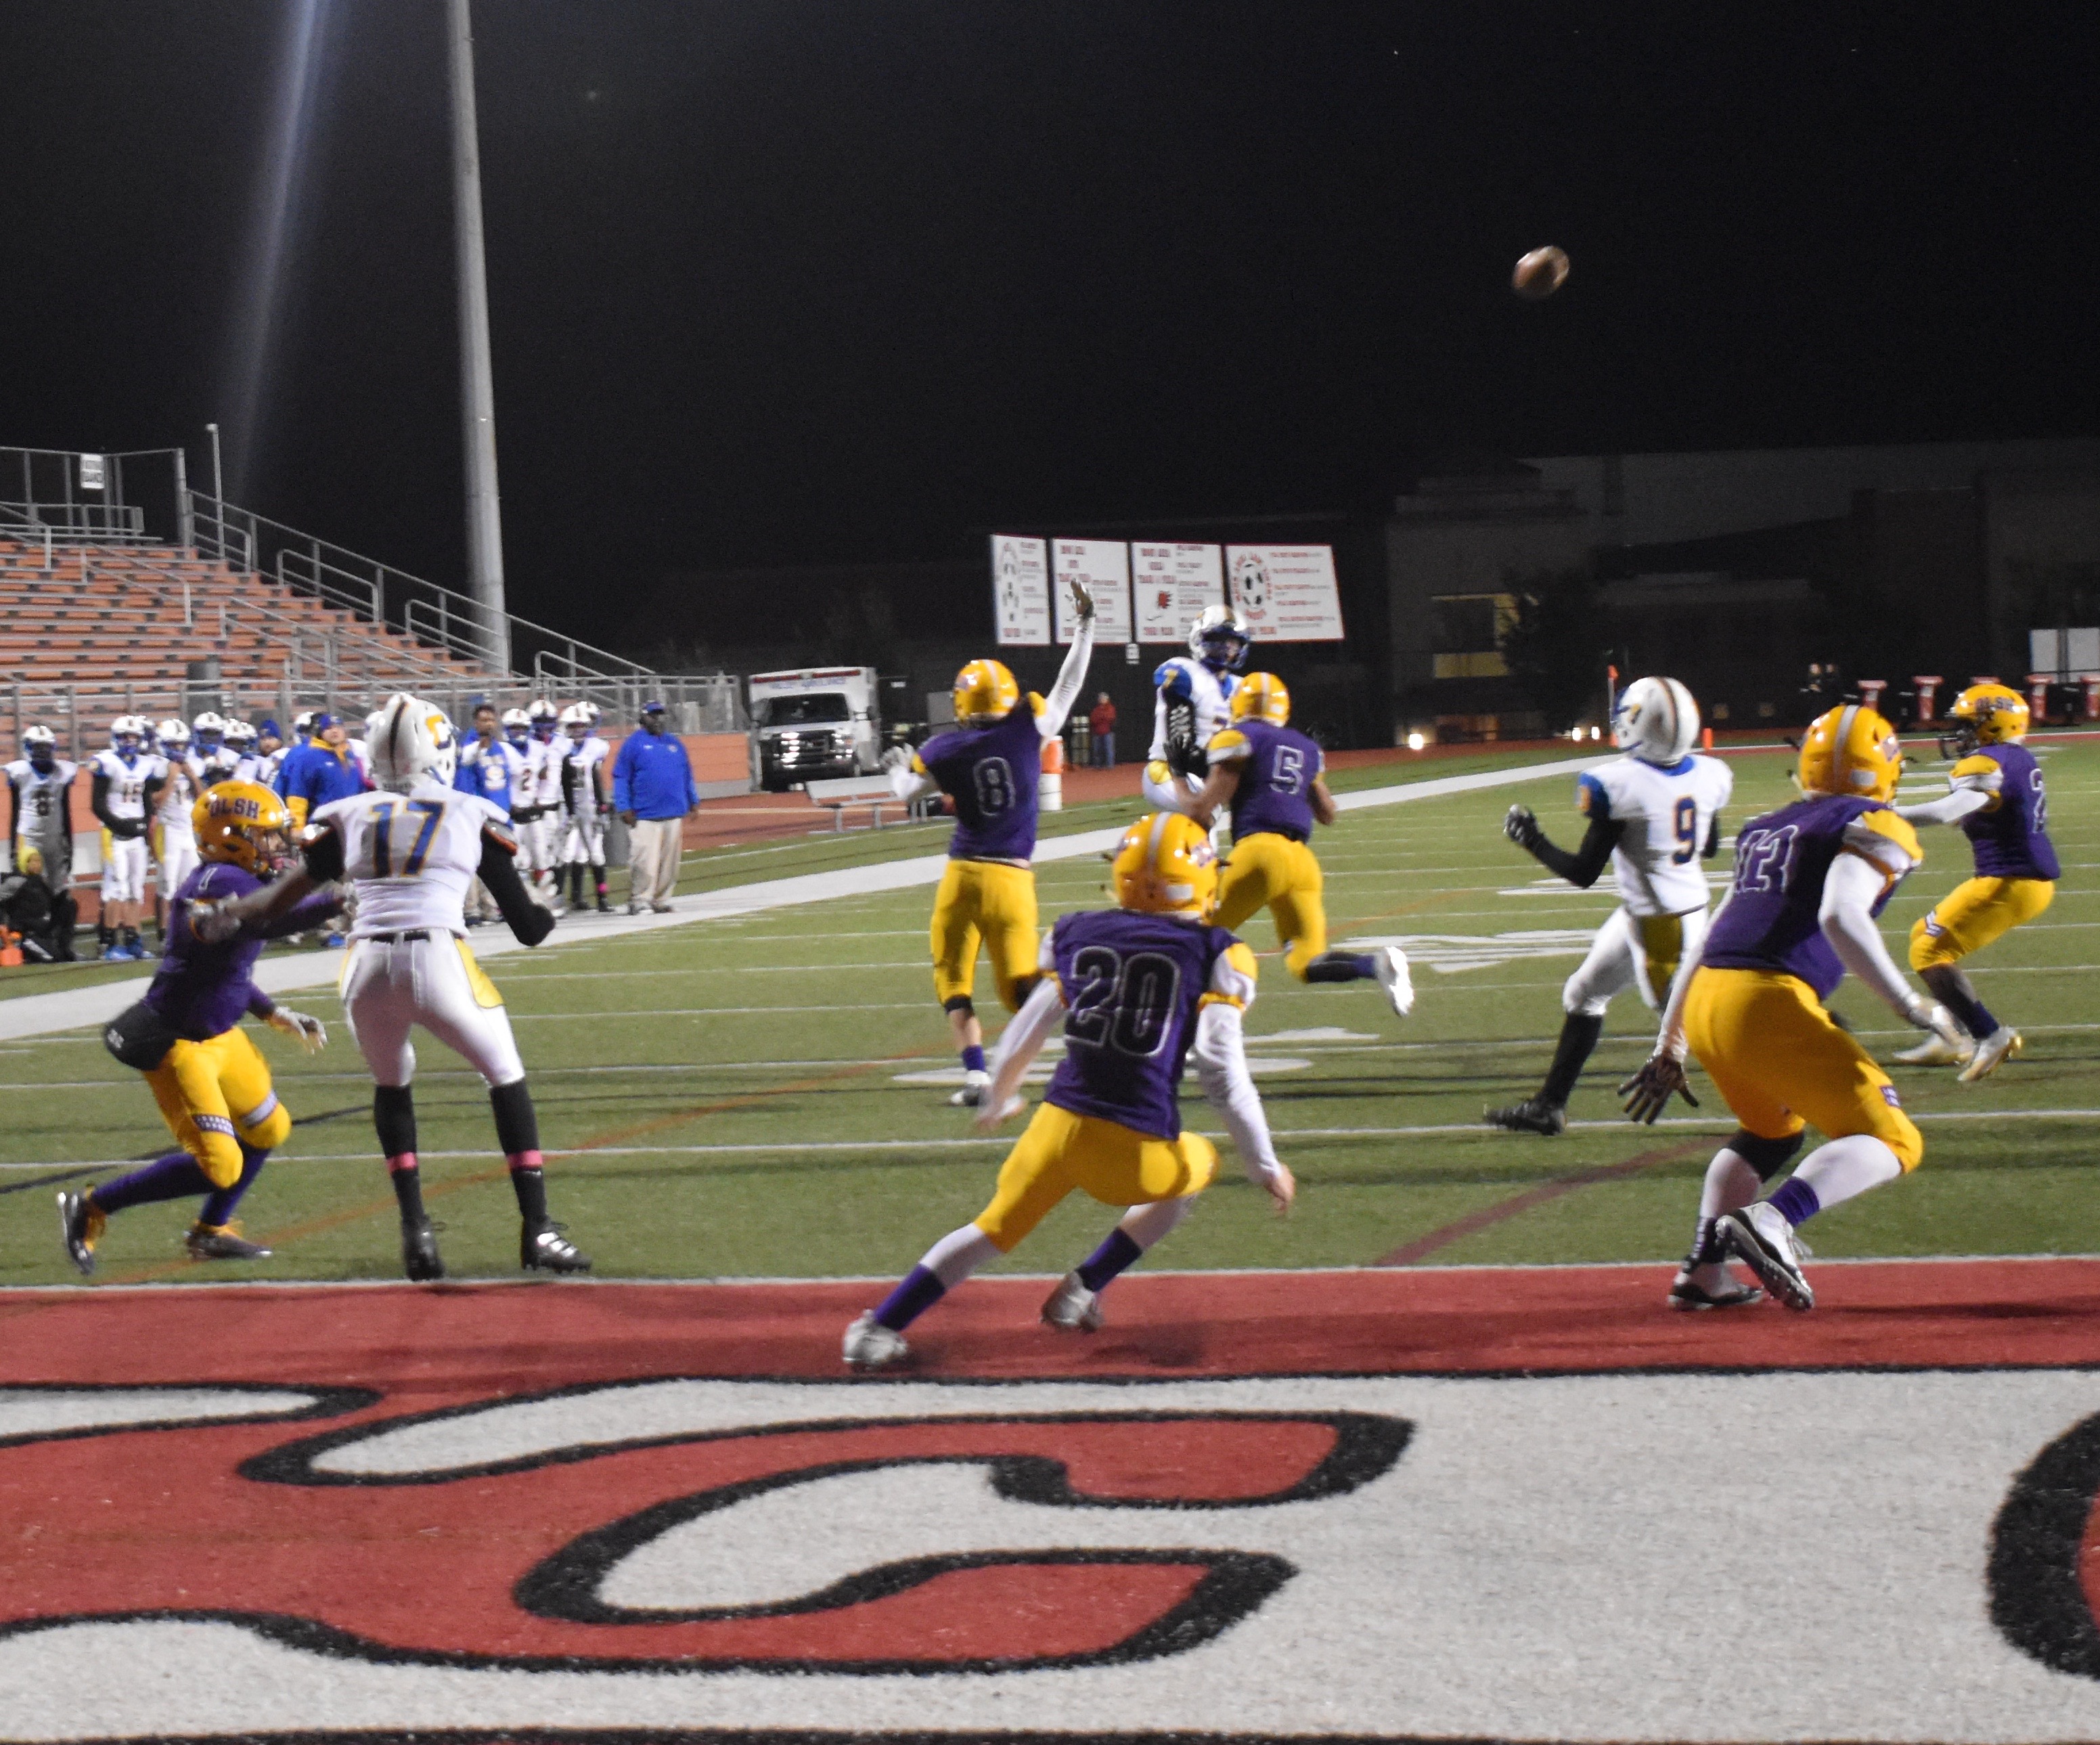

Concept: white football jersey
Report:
left=527, top=734, right=564, bottom=808
left=89, top=748, right=164, bottom=820
left=561, top=736, right=610, bottom=820
left=156, top=758, right=200, bottom=829
left=7, top=759, right=76, bottom=845
left=1148, top=657, right=1237, bottom=763
left=315, top=776, right=510, bottom=937
left=1576, top=753, right=1734, bottom=916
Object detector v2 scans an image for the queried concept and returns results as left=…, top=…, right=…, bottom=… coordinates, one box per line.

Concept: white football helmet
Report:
left=225, top=720, right=256, bottom=751
left=292, top=710, right=317, bottom=738
left=110, top=715, right=146, bottom=750
left=22, top=725, right=58, bottom=756
left=157, top=717, right=192, bottom=749
left=367, top=693, right=460, bottom=793
left=1613, top=676, right=1700, bottom=767
left=558, top=703, right=592, bottom=741
left=192, top=710, right=227, bottom=741
left=1188, top=604, right=1252, bottom=673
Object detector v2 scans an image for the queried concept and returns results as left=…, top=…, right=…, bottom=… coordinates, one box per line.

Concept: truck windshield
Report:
left=755, top=694, right=851, bottom=726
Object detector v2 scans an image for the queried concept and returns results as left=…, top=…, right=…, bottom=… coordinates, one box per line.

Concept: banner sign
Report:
left=1051, top=538, right=1133, bottom=645
left=989, top=535, right=1051, bottom=646
left=1132, top=542, right=1224, bottom=644
left=1226, top=544, right=1345, bottom=642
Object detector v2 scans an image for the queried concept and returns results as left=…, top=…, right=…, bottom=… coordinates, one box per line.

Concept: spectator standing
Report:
left=1088, top=692, right=1117, bottom=768
left=456, top=704, right=528, bottom=924
left=612, top=699, right=698, bottom=914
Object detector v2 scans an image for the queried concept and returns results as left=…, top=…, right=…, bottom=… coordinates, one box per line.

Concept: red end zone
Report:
left=5, top=1255, right=2100, bottom=1392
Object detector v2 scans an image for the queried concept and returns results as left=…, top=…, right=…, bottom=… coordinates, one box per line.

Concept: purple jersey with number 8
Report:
left=1044, top=908, right=1240, bottom=1139
left=918, top=705, right=1044, bottom=862
left=1701, top=793, right=1906, bottom=1000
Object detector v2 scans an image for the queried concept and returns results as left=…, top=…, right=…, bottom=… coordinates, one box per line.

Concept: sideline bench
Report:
left=805, top=774, right=907, bottom=831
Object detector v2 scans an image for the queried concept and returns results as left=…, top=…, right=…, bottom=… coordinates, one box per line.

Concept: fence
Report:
left=0, top=445, right=181, bottom=544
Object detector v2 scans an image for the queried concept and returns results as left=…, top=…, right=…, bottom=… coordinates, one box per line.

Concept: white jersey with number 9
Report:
left=313, top=776, right=510, bottom=937
left=1576, top=752, right=1735, bottom=916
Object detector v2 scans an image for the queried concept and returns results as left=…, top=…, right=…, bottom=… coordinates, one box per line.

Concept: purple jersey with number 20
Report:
left=1044, top=908, right=1239, bottom=1141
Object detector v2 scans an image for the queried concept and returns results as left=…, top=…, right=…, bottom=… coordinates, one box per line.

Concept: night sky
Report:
left=3, top=2, right=2096, bottom=646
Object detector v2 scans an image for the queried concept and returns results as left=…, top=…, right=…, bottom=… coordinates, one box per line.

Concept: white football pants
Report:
left=563, top=818, right=606, bottom=864
left=1563, top=903, right=1710, bottom=1017
left=157, top=826, right=198, bottom=901
left=101, top=833, right=149, bottom=904
left=522, top=813, right=560, bottom=881
left=342, top=933, right=526, bottom=1090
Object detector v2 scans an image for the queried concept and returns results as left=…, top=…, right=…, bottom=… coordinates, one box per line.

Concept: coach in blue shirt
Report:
left=613, top=701, right=698, bottom=914
left=275, top=713, right=367, bottom=829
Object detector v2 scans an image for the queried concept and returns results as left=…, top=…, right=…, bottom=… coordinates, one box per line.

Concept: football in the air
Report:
left=1511, top=245, right=1570, bottom=299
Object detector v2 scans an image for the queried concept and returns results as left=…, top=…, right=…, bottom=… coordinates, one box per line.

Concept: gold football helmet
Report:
left=1230, top=672, right=1291, bottom=726
left=1111, top=811, right=1220, bottom=919
left=192, top=781, right=292, bottom=875
left=1942, top=682, right=2029, bottom=758
left=952, top=658, right=1021, bottom=724
left=1797, top=703, right=1904, bottom=802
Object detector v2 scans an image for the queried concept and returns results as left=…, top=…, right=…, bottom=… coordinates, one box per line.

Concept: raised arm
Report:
left=1035, top=581, right=1097, bottom=740
left=1504, top=804, right=1622, bottom=887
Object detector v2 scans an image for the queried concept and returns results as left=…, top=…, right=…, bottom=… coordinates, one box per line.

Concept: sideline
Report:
left=0, top=751, right=1608, bottom=1044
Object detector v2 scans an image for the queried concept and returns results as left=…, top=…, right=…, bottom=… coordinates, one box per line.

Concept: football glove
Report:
left=266, top=1007, right=328, bottom=1054
left=1069, top=577, right=1096, bottom=621
left=1503, top=803, right=1544, bottom=850
left=880, top=745, right=914, bottom=774
left=1619, top=1052, right=1699, bottom=1125
left=1904, top=996, right=1966, bottom=1050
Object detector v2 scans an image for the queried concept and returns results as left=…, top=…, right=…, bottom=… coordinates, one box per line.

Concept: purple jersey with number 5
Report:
left=1701, top=793, right=1906, bottom=1000
left=1222, top=719, right=1322, bottom=843
left=917, top=705, right=1043, bottom=862
left=1044, top=908, right=1239, bottom=1139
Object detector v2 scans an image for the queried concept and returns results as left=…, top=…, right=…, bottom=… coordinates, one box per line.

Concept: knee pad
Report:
left=191, top=1122, right=246, bottom=1190
left=941, top=995, right=976, bottom=1018
left=240, top=1101, right=293, bottom=1152
left=1728, top=1128, right=1805, bottom=1183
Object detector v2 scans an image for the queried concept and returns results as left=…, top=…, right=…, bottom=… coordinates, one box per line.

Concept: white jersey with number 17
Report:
left=313, top=776, right=510, bottom=938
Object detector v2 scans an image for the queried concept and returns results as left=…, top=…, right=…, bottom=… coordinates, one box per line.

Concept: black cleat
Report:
left=523, top=1222, right=592, bottom=1273
left=185, top=1221, right=272, bottom=1262
left=402, top=1218, right=445, bottom=1282
left=1483, top=1098, right=1567, bottom=1136
left=58, top=1190, right=104, bottom=1277
left=1667, top=1273, right=1764, bottom=1311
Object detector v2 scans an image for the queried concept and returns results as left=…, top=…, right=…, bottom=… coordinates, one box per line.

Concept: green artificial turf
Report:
left=3, top=737, right=2094, bottom=1286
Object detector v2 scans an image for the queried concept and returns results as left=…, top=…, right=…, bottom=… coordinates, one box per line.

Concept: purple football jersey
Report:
left=1959, top=743, right=2059, bottom=880
left=1222, top=720, right=1322, bottom=844
left=918, top=705, right=1043, bottom=862
left=1701, top=793, right=1906, bottom=1001
left=143, top=862, right=340, bottom=1041
left=1044, top=908, right=1239, bottom=1140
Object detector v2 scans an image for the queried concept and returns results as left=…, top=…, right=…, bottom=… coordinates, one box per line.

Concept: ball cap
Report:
left=641, top=699, right=668, bottom=714
left=311, top=712, right=337, bottom=732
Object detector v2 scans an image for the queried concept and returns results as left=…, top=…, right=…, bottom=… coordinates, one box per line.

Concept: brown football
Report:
left=1512, top=245, right=1570, bottom=300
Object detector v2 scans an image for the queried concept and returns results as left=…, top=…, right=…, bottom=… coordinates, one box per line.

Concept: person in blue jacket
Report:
left=273, top=712, right=367, bottom=946
left=612, top=700, right=698, bottom=914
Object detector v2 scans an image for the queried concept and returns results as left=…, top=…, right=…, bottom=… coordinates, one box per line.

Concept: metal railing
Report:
left=1, top=444, right=185, bottom=545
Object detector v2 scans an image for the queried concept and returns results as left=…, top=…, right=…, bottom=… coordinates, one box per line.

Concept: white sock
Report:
left=920, top=1223, right=1000, bottom=1287
left=1118, top=1196, right=1194, bottom=1251
left=1791, top=1134, right=1902, bottom=1214
left=1682, top=1149, right=1761, bottom=1285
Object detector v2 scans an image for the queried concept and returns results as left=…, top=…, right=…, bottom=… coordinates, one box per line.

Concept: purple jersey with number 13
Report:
left=1043, top=908, right=1240, bottom=1140
left=916, top=704, right=1044, bottom=862
left=1701, top=793, right=1908, bottom=1001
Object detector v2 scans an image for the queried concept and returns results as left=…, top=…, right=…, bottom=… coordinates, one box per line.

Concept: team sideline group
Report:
left=25, top=583, right=2061, bottom=1350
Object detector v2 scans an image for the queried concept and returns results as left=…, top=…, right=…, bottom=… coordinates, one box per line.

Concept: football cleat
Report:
left=843, top=1310, right=910, bottom=1370
left=1483, top=1098, right=1567, bottom=1136
left=1718, top=1202, right=1814, bottom=1312
left=1667, top=1271, right=1764, bottom=1311
left=185, top=1221, right=272, bottom=1262
left=650, top=901, right=674, bottom=913
left=1375, top=944, right=1414, bottom=1017
left=58, top=1190, right=104, bottom=1277
left=401, top=1218, right=445, bottom=1282
left=1895, top=1032, right=1973, bottom=1067
left=522, top=1222, right=592, bottom=1273
left=949, top=1068, right=992, bottom=1107
left=1040, top=1270, right=1105, bottom=1333
left=1957, top=1025, right=2022, bottom=1084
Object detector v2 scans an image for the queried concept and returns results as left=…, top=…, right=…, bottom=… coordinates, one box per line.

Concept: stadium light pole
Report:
left=206, top=422, right=223, bottom=559
left=447, top=0, right=511, bottom=674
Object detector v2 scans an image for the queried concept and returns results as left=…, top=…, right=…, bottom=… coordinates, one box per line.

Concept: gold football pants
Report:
left=1908, top=876, right=2053, bottom=971
left=974, top=1102, right=1220, bottom=1252
left=930, top=858, right=1040, bottom=1011
left=142, top=1025, right=292, bottom=1187
left=1214, top=832, right=1326, bottom=979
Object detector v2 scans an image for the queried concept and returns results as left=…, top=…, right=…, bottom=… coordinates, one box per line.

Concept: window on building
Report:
left=1431, top=593, right=1514, bottom=680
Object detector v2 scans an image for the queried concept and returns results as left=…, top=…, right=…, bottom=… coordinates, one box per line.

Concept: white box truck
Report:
left=747, top=666, right=881, bottom=791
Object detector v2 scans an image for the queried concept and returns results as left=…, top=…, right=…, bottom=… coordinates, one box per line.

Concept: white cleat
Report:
left=1040, top=1269, right=1104, bottom=1332
left=1894, top=1032, right=1973, bottom=1067
left=949, top=1068, right=992, bottom=1108
left=843, top=1310, right=910, bottom=1370
left=1957, top=1025, right=2022, bottom=1084
left=1375, top=945, right=1414, bottom=1017
left=1718, top=1201, right=1815, bottom=1312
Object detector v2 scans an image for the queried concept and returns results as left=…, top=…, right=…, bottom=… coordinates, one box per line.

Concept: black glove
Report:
left=1619, top=1053, right=1699, bottom=1125
left=516, top=902, right=556, bottom=947
left=1503, top=804, right=1543, bottom=850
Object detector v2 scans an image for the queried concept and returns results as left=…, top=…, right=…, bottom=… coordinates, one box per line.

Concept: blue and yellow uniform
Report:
left=1911, top=736, right=2058, bottom=971
left=974, top=907, right=1253, bottom=1249
left=1208, top=712, right=1328, bottom=975
left=1693, top=791, right=1925, bottom=1170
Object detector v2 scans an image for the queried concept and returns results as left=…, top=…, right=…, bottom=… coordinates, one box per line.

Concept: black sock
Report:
left=389, top=1162, right=426, bottom=1225
left=374, top=1084, right=418, bottom=1157
left=592, top=864, right=607, bottom=899
left=510, top=1166, right=550, bottom=1227
left=490, top=1078, right=540, bottom=1155
left=1923, top=965, right=1998, bottom=1039
left=1539, top=1011, right=1606, bottom=1107
left=1303, top=950, right=1378, bottom=984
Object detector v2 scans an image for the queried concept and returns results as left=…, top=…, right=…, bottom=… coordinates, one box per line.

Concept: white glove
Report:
left=266, top=1007, right=328, bottom=1054
left=1904, top=996, right=1965, bottom=1051
left=880, top=744, right=914, bottom=774
left=1069, top=577, right=1095, bottom=621
left=191, top=902, right=242, bottom=944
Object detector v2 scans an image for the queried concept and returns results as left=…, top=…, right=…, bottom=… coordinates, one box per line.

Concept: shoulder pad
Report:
left=1207, top=728, right=1253, bottom=763
left=1153, top=661, right=1192, bottom=699
left=1950, top=754, right=2005, bottom=793
left=1575, top=772, right=1611, bottom=819
left=1027, top=692, right=1046, bottom=716
left=1842, top=808, right=1922, bottom=876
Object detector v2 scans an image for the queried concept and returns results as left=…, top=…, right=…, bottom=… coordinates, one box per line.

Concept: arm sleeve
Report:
left=1703, top=815, right=1723, bottom=858
left=1192, top=1001, right=1284, bottom=1186
left=1037, top=615, right=1097, bottom=739
left=1, top=779, right=14, bottom=846
left=252, top=886, right=345, bottom=940
left=1948, top=753, right=2007, bottom=811
left=89, top=771, right=118, bottom=833
left=889, top=751, right=939, bottom=802
left=612, top=740, right=635, bottom=812
left=1820, top=851, right=1925, bottom=1017
left=981, top=975, right=1067, bottom=1113
left=480, top=827, right=555, bottom=945
left=299, top=821, right=345, bottom=883
left=1654, top=885, right=1729, bottom=1061
left=1896, top=787, right=1992, bottom=826
left=1528, top=813, right=1624, bottom=887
